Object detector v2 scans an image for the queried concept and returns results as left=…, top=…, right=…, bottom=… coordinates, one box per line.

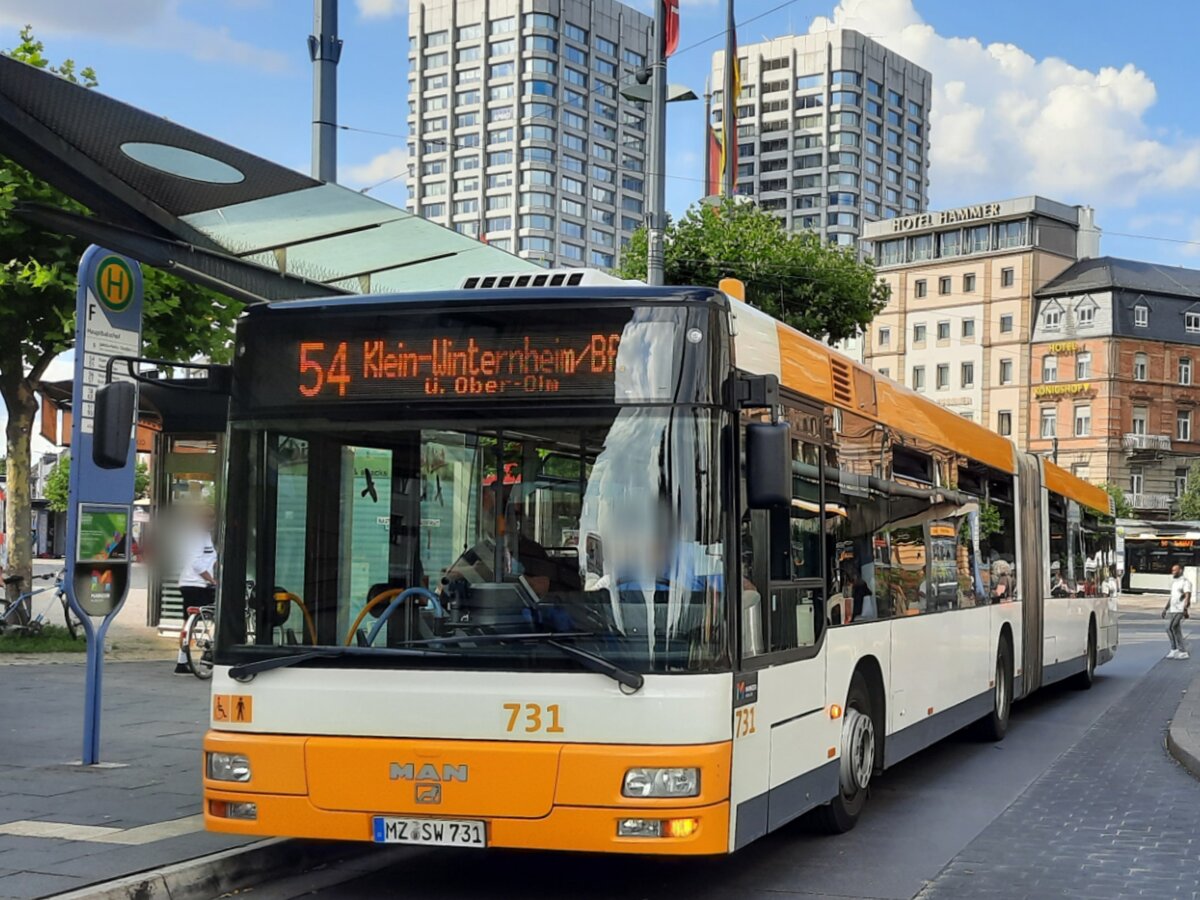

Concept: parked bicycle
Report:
left=0, top=570, right=83, bottom=639
left=183, top=580, right=257, bottom=679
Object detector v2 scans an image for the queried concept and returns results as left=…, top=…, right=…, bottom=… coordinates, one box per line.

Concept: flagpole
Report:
left=645, top=3, right=669, bottom=285
left=703, top=75, right=712, bottom=198
left=721, top=0, right=736, bottom=198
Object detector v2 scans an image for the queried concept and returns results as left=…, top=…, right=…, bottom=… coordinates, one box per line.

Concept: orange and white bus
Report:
left=199, top=273, right=1115, bottom=854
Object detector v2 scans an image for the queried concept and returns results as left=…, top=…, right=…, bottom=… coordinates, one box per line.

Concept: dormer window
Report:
left=1076, top=296, right=1097, bottom=328
left=1134, top=304, right=1149, bottom=327
left=1187, top=311, right=1200, bottom=333
left=1043, top=308, right=1062, bottom=330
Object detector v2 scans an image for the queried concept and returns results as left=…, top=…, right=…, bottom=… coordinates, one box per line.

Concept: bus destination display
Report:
left=285, top=328, right=623, bottom=402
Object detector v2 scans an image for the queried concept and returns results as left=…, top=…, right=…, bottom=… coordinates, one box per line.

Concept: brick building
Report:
left=1030, top=257, right=1200, bottom=518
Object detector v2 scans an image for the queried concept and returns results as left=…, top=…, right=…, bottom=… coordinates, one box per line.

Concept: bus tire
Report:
left=1073, top=622, right=1097, bottom=690
left=817, top=671, right=875, bottom=834
left=974, top=635, right=1012, bottom=742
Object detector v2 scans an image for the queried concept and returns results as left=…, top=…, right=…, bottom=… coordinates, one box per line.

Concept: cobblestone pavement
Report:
left=918, top=610, right=1200, bottom=900
left=0, top=661, right=251, bottom=898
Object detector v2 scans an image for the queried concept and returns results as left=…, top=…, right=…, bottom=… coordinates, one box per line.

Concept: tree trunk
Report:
left=2, top=376, right=38, bottom=602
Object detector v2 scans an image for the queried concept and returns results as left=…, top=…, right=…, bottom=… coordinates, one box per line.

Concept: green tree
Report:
left=1101, top=482, right=1134, bottom=520
left=616, top=198, right=890, bottom=343
left=134, top=459, right=150, bottom=500
left=44, top=453, right=69, bottom=512
left=1175, top=462, right=1200, bottom=519
left=1, top=28, right=242, bottom=591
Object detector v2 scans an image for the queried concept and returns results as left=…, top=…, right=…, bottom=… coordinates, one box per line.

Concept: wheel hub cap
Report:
left=840, top=708, right=875, bottom=794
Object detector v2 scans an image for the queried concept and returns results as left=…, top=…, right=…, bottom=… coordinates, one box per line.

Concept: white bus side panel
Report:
left=729, top=653, right=830, bottom=850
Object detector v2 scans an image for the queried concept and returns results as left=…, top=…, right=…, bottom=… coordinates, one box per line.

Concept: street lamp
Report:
left=621, top=61, right=697, bottom=287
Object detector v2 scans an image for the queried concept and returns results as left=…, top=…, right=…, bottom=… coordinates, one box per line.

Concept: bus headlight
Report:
left=207, top=752, right=251, bottom=782
left=622, top=767, right=700, bottom=798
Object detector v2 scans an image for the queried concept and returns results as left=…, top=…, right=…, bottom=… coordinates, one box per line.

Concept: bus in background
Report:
left=1120, top=520, right=1200, bottom=593
left=174, top=270, right=1115, bottom=855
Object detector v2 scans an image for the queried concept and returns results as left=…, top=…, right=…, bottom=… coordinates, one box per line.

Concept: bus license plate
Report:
left=371, top=816, right=487, bottom=847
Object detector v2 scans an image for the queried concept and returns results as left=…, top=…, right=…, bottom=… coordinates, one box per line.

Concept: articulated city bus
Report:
left=200, top=274, right=1116, bottom=855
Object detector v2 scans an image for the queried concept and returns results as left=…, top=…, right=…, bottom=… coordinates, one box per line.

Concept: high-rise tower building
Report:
left=407, top=0, right=652, bottom=269
left=710, top=29, right=932, bottom=248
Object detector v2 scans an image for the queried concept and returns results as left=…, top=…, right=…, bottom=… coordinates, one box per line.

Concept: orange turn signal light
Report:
left=664, top=817, right=699, bottom=839
left=829, top=704, right=843, bottom=719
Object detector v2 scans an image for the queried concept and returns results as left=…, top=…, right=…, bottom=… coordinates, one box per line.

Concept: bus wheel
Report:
left=817, top=672, right=874, bottom=834
left=1073, top=623, right=1097, bottom=690
left=975, top=636, right=1012, bottom=742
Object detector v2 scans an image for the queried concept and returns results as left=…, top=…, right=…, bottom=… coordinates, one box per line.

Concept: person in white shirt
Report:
left=175, top=506, right=217, bottom=674
left=1162, top=564, right=1192, bottom=660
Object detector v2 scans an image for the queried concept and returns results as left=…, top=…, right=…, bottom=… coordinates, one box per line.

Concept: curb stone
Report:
left=48, top=838, right=374, bottom=900
left=1166, top=673, right=1200, bottom=779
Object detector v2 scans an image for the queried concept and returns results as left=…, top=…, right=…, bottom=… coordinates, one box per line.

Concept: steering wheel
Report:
left=364, top=587, right=444, bottom=646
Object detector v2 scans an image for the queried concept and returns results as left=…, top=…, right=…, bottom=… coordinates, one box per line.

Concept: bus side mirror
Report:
left=92, top=381, right=136, bottom=469
left=746, top=422, right=790, bottom=509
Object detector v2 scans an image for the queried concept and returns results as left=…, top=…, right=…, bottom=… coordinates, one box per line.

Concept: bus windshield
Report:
left=216, top=408, right=729, bottom=674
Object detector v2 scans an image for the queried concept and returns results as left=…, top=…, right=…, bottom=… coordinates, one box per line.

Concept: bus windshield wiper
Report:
left=228, top=644, right=450, bottom=680
left=391, top=632, right=644, bottom=692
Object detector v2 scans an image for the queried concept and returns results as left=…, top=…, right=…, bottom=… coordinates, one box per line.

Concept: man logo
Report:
left=389, top=762, right=469, bottom=783
left=415, top=783, right=442, bottom=804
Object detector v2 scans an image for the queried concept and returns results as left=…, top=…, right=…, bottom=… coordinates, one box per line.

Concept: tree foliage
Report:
left=1, top=28, right=243, bottom=588
left=1101, top=482, right=1134, bottom=521
left=44, top=454, right=69, bottom=512
left=616, top=198, right=890, bottom=343
left=1175, top=463, right=1200, bottom=520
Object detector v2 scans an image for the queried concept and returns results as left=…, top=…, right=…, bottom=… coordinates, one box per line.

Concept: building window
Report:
left=962, top=318, right=975, bottom=339
left=913, top=323, right=927, bottom=344
left=1078, top=303, right=1095, bottom=327
left=1043, top=308, right=1061, bottom=330
left=936, top=364, right=950, bottom=390
left=914, top=279, right=927, bottom=298
left=1181, top=357, right=1193, bottom=386
left=1177, top=468, right=1189, bottom=498
left=879, top=367, right=890, bottom=378
left=961, top=362, right=975, bottom=388
left=999, top=314, right=1014, bottom=334
left=1042, top=355, right=1058, bottom=383
left=1130, top=466, right=1144, bottom=495
left=1179, top=409, right=1193, bottom=442
left=1076, top=351, right=1092, bottom=380
left=938, top=276, right=951, bottom=295
left=963, top=273, right=976, bottom=292
left=997, top=411, right=1012, bottom=436
left=1040, top=408, right=1057, bottom=438
left=940, top=231, right=961, bottom=258
left=1074, top=405, right=1091, bottom=437
left=912, top=366, right=926, bottom=391
left=1134, top=353, right=1148, bottom=381
left=1131, top=406, right=1147, bottom=435
left=937, top=321, right=950, bottom=341
left=1134, top=304, right=1149, bottom=327
left=1188, top=312, right=1200, bottom=333
left=1001, top=267, right=1015, bottom=288
left=999, top=358, right=1013, bottom=384
left=878, top=327, right=891, bottom=347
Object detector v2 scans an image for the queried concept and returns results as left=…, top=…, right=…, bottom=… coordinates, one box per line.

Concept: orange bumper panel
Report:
left=205, top=790, right=730, bottom=856
left=204, top=731, right=308, bottom=795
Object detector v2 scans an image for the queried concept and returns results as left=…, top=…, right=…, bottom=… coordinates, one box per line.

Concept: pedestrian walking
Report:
left=175, top=505, right=218, bottom=675
left=1162, top=563, right=1191, bottom=660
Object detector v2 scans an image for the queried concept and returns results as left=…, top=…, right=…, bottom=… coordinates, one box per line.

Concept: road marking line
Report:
left=0, top=814, right=204, bottom=845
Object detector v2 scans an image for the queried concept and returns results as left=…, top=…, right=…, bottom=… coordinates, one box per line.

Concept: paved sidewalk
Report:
left=918, top=628, right=1200, bottom=899
left=0, top=661, right=253, bottom=898
left=1168, top=671, right=1200, bottom=779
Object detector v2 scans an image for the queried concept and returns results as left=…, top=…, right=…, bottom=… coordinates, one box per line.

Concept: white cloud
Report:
left=0, top=0, right=290, bottom=73
left=342, top=146, right=410, bottom=191
left=809, top=0, right=1200, bottom=209
left=355, top=0, right=406, bottom=18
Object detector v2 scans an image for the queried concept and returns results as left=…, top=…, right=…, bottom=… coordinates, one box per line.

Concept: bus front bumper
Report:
left=203, top=731, right=731, bottom=856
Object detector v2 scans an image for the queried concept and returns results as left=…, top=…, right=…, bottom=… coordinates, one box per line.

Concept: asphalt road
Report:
left=245, top=606, right=1192, bottom=900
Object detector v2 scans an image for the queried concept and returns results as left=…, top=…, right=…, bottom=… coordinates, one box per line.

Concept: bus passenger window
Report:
left=884, top=523, right=926, bottom=616
left=741, top=511, right=767, bottom=657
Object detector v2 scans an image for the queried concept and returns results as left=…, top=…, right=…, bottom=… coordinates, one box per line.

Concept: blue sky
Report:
left=4, top=0, right=1200, bottom=264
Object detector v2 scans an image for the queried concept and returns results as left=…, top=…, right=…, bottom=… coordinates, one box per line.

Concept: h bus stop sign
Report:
left=65, top=246, right=143, bottom=765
